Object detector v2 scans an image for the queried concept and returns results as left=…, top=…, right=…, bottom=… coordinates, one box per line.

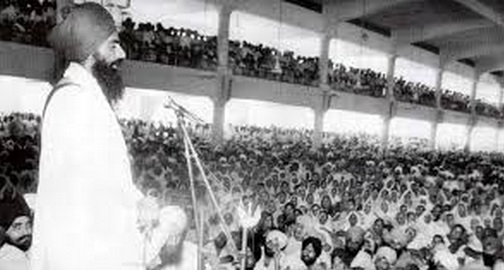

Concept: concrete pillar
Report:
left=429, top=121, right=438, bottom=150
left=217, top=5, right=232, bottom=69
left=312, top=89, right=331, bottom=149
left=319, top=17, right=336, bottom=86
left=212, top=98, right=227, bottom=144
left=381, top=53, right=397, bottom=150
left=312, top=17, right=336, bottom=149
left=212, top=5, right=233, bottom=144
left=469, top=73, right=479, bottom=115
left=465, top=72, right=480, bottom=152
left=430, top=63, right=444, bottom=150
left=386, top=54, right=397, bottom=100
left=498, top=85, right=504, bottom=111
left=319, top=34, right=331, bottom=86
left=497, top=87, right=504, bottom=151
left=313, top=108, right=325, bottom=149
left=435, top=64, right=444, bottom=109
left=495, top=122, right=502, bottom=151
left=465, top=116, right=476, bottom=152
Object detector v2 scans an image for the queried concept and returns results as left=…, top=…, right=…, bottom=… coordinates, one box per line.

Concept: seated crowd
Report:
left=0, top=5, right=502, bottom=117
left=3, top=112, right=504, bottom=269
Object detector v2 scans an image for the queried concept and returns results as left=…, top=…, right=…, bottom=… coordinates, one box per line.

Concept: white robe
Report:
left=31, top=63, right=146, bottom=270
left=0, top=244, right=29, bottom=270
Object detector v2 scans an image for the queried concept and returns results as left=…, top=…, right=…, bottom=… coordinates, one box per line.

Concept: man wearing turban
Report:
left=0, top=193, right=32, bottom=270
left=374, top=246, right=397, bottom=270
left=32, top=3, right=159, bottom=270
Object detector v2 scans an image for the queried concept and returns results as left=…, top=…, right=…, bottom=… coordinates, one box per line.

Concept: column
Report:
left=212, top=5, right=233, bottom=144
left=498, top=85, right=504, bottom=111
left=312, top=92, right=331, bottom=149
left=495, top=121, right=502, bottom=151
left=381, top=53, right=397, bottom=150
left=312, top=17, right=335, bottom=149
left=217, top=5, right=232, bottom=69
left=429, top=115, right=439, bottom=150
left=212, top=99, right=227, bottom=143
left=465, top=72, right=479, bottom=152
left=496, top=86, right=504, bottom=151
left=318, top=16, right=336, bottom=87
left=429, top=63, right=444, bottom=150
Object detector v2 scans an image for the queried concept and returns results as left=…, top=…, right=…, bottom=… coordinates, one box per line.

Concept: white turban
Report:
left=266, top=230, right=288, bottom=250
left=351, top=250, right=373, bottom=269
left=375, top=246, right=397, bottom=265
left=158, top=205, right=188, bottom=245
left=23, top=193, right=36, bottom=210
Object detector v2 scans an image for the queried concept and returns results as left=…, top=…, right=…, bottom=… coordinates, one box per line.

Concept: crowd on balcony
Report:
left=0, top=0, right=500, bottom=119
left=115, top=18, right=504, bottom=119
left=3, top=112, right=504, bottom=269
left=0, top=0, right=56, bottom=47
left=118, top=18, right=219, bottom=71
left=1, top=3, right=503, bottom=119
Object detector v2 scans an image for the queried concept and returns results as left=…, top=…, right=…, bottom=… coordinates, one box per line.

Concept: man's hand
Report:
left=137, top=196, right=160, bottom=233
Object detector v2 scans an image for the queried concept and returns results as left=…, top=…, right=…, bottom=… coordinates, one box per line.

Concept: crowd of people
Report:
left=0, top=0, right=56, bottom=47
left=0, top=1, right=502, bottom=118
left=118, top=18, right=220, bottom=71
left=3, top=111, right=504, bottom=269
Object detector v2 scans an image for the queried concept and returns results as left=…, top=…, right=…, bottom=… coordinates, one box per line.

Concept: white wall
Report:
left=324, top=109, right=383, bottom=136
left=0, top=75, right=51, bottom=115
left=225, top=98, right=314, bottom=129
left=436, top=123, right=467, bottom=150
left=390, top=117, right=431, bottom=140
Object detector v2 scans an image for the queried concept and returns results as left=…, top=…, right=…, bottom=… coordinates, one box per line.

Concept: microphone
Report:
left=164, top=97, right=205, bottom=124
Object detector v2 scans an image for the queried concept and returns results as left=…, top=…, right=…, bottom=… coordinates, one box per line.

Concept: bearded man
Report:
left=31, top=3, right=160, bottom=270
left=0, top=193, right=32, bottom=270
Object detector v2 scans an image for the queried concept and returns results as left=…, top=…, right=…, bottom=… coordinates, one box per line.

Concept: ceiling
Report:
left=287, top=0, right=504, bottom=77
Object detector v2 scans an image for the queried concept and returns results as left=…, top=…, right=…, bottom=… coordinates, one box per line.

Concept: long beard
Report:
left=160, top=242, right=184, bottom=266
left=7, top=235, right=32, bottom=252
left=91, top=58, right=125, bottom=106
left=301, top=254, right=317, bottom=266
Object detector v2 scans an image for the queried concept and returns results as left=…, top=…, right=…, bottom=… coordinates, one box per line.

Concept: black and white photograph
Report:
left=2, top=0, right=504, bottom=269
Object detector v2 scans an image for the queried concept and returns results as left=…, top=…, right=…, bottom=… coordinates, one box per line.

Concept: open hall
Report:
left=2, top=0, right=504, bottom=269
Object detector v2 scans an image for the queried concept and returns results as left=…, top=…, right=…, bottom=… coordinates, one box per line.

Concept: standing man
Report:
left=31, top=3, right=158, bottom=270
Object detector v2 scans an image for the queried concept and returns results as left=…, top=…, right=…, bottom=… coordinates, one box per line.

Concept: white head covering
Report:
left=374, top=246, right=397, bottom=265
left=266, top=230, right=288, bottom=250
left=23, top=193, right=36, bottom=211
left=159, top=205, right=188, bottom=240
left=433, top=248, right=460, bottom=270
left=351, top=250, right=373, bottom=269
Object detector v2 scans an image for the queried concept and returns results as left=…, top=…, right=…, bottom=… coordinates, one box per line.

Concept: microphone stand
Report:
left=164, top=97, right=238, bottom=270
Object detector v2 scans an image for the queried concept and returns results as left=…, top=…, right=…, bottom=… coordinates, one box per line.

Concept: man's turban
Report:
left=266, top=230, right=287, bottom=250
left=0, top=193, right=30, bottom=230
left=48, top=2, right=116, bottom=62
left=375, top=246, right=397, bottom=265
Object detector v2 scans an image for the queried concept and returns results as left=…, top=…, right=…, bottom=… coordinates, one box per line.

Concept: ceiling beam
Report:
left=324, top=0, right=420, bottom=22
left=441, top=40, right=504, bottom=64
left=475, top=54, right=504, bottom=75
left=452, top=0, right=504, bottom=27
left=393, top=19, right=493, bottom=47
